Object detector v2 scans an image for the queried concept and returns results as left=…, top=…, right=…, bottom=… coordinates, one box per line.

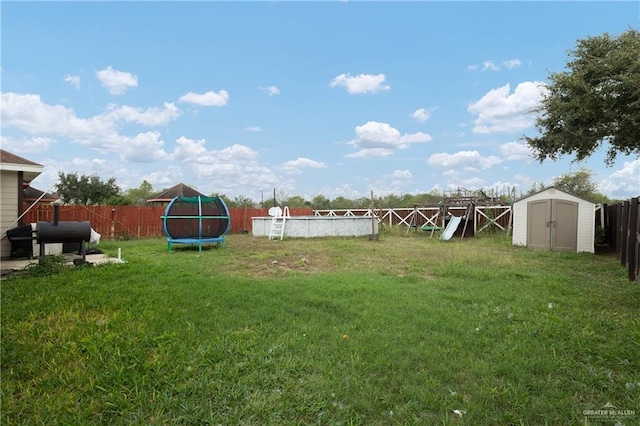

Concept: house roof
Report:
left=146, top=183, right=207, bottom=203
left=0, top=149, right=44, bottom=183
left=514, top=186, right=596, bottom=204
left=23, top=185, right=60, bottom=203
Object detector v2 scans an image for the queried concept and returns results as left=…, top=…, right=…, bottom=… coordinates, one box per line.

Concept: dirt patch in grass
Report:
left=205, top=233, right=446, bottom=279
left=216, top=235, right=342, bottom=277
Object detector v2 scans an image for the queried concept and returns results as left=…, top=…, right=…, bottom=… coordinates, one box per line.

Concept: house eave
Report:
left=0, top=163, right=43, bottom=183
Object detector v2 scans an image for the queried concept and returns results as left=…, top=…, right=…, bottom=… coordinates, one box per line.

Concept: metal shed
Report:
left=512, top=187, right=595, bottom=253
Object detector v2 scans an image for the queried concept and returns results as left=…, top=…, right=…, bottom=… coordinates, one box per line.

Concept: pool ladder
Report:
left=269, top=206, right=290, bottom=240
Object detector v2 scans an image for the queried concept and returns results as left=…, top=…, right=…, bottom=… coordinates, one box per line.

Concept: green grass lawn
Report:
left=2, top=232, right=639, bottom=425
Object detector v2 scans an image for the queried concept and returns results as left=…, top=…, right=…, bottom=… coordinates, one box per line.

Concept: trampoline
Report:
left=161, top=196, right=230, bottom=252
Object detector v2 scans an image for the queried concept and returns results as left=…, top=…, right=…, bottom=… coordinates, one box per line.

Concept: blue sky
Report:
left=1, top=1, right=638, bottom=202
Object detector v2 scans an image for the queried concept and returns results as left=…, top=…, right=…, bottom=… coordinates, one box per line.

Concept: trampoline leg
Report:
left=168, top=241, right=172, bottom=252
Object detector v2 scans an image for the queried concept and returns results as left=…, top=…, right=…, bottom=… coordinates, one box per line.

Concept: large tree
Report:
left=116, top=180, right=154, bottom=205
left=529, top=168, right=612, bottom=204
left=524, top=29, right=640, bottom=165
left=55, top=172, right=121, bottom=205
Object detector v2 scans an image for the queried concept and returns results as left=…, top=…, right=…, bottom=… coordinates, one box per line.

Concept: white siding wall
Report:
left=1, top=171, right=18, bottom=259
left=512, top=188, right=595, bottom=253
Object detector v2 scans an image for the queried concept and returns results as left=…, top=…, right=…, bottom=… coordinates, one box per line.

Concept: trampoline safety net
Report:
left=162, top=196, right=230, bottom=240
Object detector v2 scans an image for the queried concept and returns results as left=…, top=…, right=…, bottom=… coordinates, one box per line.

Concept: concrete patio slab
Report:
left=1, top=253, right=125, bottom=278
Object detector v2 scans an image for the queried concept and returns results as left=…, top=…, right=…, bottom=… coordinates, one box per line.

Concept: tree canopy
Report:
left=529, top=168, right=612, bottom=204
left=115, top=180, right=155, bottom=205
left=55, top=172, right=121, bottom=205
left=524, top=29, right=640, bottom=165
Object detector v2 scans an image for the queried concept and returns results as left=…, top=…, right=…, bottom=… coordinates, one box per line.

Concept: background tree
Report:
left=380, top=193, right=403, bottom=208
left=529, top=168, right=612, bottom=204
left=406, top=192, right=442, bottom=206
left=55, top=172, right=120, bottom=205
left=552, top=168, right=597, bottom=198
left=312, top=194, right=331, bottom=210
left=352, top=197, right=372, bottom=209
left=331, top=196, right=352, bottom=209
left=232, top=195, right=256, bottom=208
left=118, top=180, right=154, bottom=205
left=285, top=195, right=308, bottom=208
left=210, top=193, right=234, bottom=208
left=524, top=29, right=640, bottom=165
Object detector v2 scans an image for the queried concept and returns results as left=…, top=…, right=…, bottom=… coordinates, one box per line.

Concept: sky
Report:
left=1, top=1, right=639, bottom=203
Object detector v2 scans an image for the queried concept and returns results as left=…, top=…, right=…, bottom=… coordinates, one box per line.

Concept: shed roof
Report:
left=146, top=183, right=207, bottom=203
left=0, top=149, right=43, bottom=182
left=514, top=186, right=596, bottom=205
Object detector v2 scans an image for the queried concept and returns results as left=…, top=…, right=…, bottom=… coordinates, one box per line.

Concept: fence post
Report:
left=605, top=204, right=613, bottom=247
left=627, top=197, right=638, bottom=281
left=111, top=207, right=116, bottom=240
left=620, top=201, right=629, bottom=266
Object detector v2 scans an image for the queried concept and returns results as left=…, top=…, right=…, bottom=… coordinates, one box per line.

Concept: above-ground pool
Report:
left=252, top=216, right=378, bottom=238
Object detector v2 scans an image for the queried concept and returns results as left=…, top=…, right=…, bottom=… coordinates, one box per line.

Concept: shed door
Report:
left=551, top=200, right=578, bottom=252
left=527, top=200, right=551, bottom=250
left=526, top=199, right=578, bottom=252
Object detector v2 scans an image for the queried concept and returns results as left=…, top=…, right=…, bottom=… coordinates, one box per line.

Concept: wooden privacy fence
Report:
left=604, top=197, right=640, bottom=282
left=21, top=205, right=312, bottom=239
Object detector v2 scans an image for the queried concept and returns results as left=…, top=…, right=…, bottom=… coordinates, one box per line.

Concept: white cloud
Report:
left=26, top=156, right=134, bottom=194
left=427, top=151, right=502, bottom=170
left=440, top=176, right=487, bottom=190
left=245, top=126, right=263, bottom=132
left=282, top=157, right=327, bottom=174
left=391, top=170, right=412, bottom=179
left=458, top=177, right=486, bottom=188
left=141, top=166, right=183, bottom=188
left=96, top=66, right=138, bottom=95
left=346, top=121, right=431, bottom=157
left=0, top=92, right=182, bottom=152
left=218, top=144, right=259, bottom=161
left=467, top=59, right=522, bottom=72
left=0, top=92, right=119, bottom=150
left=168, top=137, right=276, bottom=194
left=0, top=135, right=57, bottom=153
left=468, top=81, right=547, bottom=134
left=410, top=108, right=434, bottom=123
left=70, top=157, right=106, bottom=167
left=319, top=183, right=363, bottom=200
left=171, top=136, right=210, bottom=162
left=103, top=102, right=181, bottom=126
left=191, top=157, right=276, bottom=186
left=599, top=159, right=640, bottom=199
left=64, top=74, right=80, bottom=89
left=345, top=148, right=393, bottom=158
left=482, top=61, right=499, bottom=71
left=486, top=181, right=520, bottom=194
left=178, top=90, right=229, bottom=106
left=171, top=138, right=259, bottom=164
left=329, top=73, right=390, bottom=94
left=503, top=59, right=522, bottom=70
left=120, top=131, right=167, bottom=162
left=60, top=156, right=144, bottom=191
left=259, top=85, right=280, bottom=96
left=500, top=141, right=534, bottom=161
